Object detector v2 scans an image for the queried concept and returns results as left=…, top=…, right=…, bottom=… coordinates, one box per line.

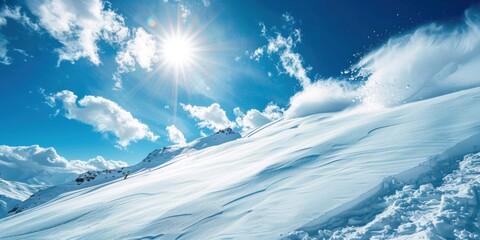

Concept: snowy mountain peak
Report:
left=143, top=127, right=241, bottom=163
left=215, top=127, right=235, bottom=135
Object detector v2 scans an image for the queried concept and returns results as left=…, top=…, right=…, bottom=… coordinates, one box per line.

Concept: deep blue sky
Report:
left=0, top=0, right=478, bottom=164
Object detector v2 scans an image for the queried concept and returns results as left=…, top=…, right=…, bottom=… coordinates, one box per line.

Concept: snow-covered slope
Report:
left=287, top=152, right=480, bottom=239
left=0, top=88, right=479, bottom=239
left=0, top=179, right=44, bottom=218
left=5, top=128, right=241, bottom=216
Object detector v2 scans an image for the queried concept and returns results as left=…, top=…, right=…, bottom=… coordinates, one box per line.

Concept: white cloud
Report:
left=254, top=14, right=310, bottom=88
left=26, top=1, right=160, bottom=89
left=179, top=4, right=191, bottom=22
left=234, top=103, right=284, bottom=132
left=28, top=0, right=129, bottom=65
left=259, top=22, right=267, bottom=37
left=0, top=145, right=127, bottom=185
left=0, top=6, right=39, bottom=30
left=50, top=90, right=158, bottom=148
left=0, top=36, right=10, bottom=65
left=166, top=125, right=187, bottom=145
left=203, top=0, right=211, bottom=7
left=114, top=27, right=158, bottom=90
left=181, top=103, right=236, bottom=131
left=266, top=30, right=310, bottom=88
left=250, top=47, right=264, bottom=61
left=0, top=6, right=39, bottom=65
left=69, top=156, right=128, bottom=172
left=282, top=12, right=295, bottom=24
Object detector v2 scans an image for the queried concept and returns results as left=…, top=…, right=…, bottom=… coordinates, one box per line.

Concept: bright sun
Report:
left=160, top=33, right=195, bottom=69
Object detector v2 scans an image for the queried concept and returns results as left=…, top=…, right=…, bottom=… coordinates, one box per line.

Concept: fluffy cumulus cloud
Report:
left=49, top=90, right=158, bottom=148
left=20, top=0, right=160, bottom=89
left=0, top=6, right=39, bottom=65
left=181, top=103, right=236, bottom=131
left=0, top=145, right=127, bottom=185
left=27, top=0, right=129, bottom=65
left=250, top=47, right=264, bottom=61
left=69, top=155, right=128, bottom=172
left=113, top=27, right=158, bottom=90
left=166, top=125, right=187, bottom=145
left=234, top=103, right=284, bottom=132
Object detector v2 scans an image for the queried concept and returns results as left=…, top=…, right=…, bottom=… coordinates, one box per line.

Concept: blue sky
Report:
left=0, top=0, right=478, bottom=164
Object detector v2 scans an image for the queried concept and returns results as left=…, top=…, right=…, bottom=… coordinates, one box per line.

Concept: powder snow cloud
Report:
left=255, top=8, right=480, bottom=119
left=49, top=90, right=158, bottom=148
left=355, top=7, right=480, bottom=108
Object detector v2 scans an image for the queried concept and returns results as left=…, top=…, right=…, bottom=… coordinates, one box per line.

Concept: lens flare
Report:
left=146, top=16, right=157, bottom=27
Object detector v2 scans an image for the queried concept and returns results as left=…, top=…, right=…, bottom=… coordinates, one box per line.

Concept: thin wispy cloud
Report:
left=0, top=6, right=39, bottom=65
left=254, top=14, right=310, bottom=88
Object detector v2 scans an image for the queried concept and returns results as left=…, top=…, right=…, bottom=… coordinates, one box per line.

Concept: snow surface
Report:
left=0, top=88, right=480, bottom=239
left=0, top=179, right=44, bottom=218
left=5, top=128, right=241, bottom=217
left=287, top=151, right=480, bottom=239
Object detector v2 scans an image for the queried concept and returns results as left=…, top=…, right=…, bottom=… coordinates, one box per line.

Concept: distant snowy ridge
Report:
left=6, top=128, right=241, bottom=216
left=0, top=145, right=127, bottom=217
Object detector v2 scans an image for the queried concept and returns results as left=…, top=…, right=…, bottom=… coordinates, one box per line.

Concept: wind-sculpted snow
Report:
left=0, top=87, right=479, bottom=239
left=286, top=152, right=480, bottom=240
